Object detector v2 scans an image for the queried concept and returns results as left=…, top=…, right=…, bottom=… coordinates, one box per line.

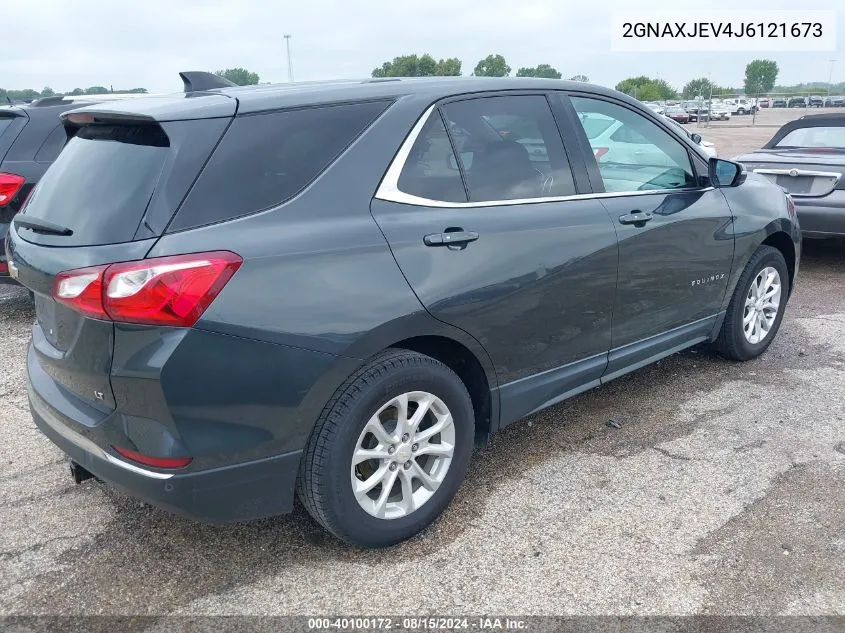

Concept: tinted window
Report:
left=0, top=118, right=12, bottom=138
left=19, top=124, right=169, bottom=246
left=34, top=125, right=68, bottom=162
left=440, top=96, right=576, bottom=202
left=775, top=126, right=845, bottom=148
left=397, top=112, right=467, bottom=203
left=571, top=97, right=696, bottom=193
left=170, top=100, right=390, bottom=232
left=576, top=114, right=614, bottom=140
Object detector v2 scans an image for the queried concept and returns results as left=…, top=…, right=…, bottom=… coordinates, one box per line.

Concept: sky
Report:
left=3, top=0, right=843, bottom=94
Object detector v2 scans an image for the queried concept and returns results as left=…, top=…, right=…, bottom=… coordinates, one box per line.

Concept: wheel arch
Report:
left=340, top=311, right=500, bottom=445
left=761, top=230, right=796, bottom=293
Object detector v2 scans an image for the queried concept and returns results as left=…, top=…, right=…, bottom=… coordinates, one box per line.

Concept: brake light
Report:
left=786, top=195, right=796, bottom=219
left=53, top=251, right=242, bottom=326
left=111, top=445, right=192, bottom=469
left=0, top=173, right=25, bottom=206
left=593, top=147, right=609, bottom=160
left=0, top=262, right=8, bottom=274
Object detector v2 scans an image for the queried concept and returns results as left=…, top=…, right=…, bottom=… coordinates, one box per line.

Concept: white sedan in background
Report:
left=663, top=116, right=718, bottom=157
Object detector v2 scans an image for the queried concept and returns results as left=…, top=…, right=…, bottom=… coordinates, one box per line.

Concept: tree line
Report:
left=616, top=59, right=844, bottom=101
left=0, top=69, right=257, bottom=104
left=4, top=60, right=842, bottom=105
left=370, top=53, right=587, bottom=81
left=1, top=85, right=147, bottom=103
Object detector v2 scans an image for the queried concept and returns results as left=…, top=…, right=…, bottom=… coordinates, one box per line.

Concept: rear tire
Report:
left=715, top=246, right=790, bottom=361
left=297, top=350, right=474, bottom=547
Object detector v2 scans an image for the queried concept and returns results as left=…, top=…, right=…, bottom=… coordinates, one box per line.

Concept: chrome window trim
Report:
left=375, top=102, right=715, bottom=209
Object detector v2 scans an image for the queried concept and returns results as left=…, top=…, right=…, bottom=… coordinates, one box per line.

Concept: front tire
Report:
left=715, top=246, right=790, bottom=361
left=297, top=350, right=474, bottom=547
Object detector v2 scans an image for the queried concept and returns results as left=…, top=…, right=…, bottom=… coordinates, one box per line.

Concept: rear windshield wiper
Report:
left=13, top=216, right=73, bottom=236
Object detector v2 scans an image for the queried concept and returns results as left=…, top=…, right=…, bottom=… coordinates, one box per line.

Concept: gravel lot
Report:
left=2, top=115, right=844, bottom=617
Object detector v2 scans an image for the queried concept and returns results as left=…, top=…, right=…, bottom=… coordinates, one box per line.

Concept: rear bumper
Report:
left=29, top=366, right=302, bottom=523
left=794, top=193, right=845, bottom=237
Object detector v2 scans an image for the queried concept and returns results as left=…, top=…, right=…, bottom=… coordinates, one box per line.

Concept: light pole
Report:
left=828, top=59, right=837, bottom=98
left=284, top=34, right=293, bottom=82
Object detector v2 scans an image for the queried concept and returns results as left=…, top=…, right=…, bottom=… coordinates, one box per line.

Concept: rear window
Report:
left=19, top=124, right=169, bottom=245
left=0, top=118, right=12, bottom=138
left=775, top=126, right=845, bottom=148
left=168, top=100, right=391, bottom=232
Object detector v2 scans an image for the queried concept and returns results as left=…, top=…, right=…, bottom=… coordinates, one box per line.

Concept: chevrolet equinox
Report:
left=5, top=75, right=801, bottom=547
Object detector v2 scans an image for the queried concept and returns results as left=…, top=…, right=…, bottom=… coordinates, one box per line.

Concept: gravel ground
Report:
left=1, top=115, right=843, bottom=618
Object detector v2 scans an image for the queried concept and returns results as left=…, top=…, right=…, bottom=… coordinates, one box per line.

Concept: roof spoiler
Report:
left=180, top=71, right=238, bottom=93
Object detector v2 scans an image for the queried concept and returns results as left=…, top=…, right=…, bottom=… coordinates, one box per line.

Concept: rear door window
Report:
left=18, top=124, right=170, bottom=246
left=168, top=100, right=392, bottom=232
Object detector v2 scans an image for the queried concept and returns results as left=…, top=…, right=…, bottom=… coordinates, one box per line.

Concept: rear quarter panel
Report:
left=143, top=94, right=499, bottom=460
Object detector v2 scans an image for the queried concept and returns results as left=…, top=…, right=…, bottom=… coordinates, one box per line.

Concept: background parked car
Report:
left=709, top=104, right=731, bottom=121
left=1, top=94, right=153, bottom=284
left=663, top=116, right=717, bottom=157
left=824, top=96, right=845, bottom=107
left=664, top=105, right=690, bottom=124
left=734, top=112, right=845, bottom=238
left=789, top=96, right=808, bottom=108
left=772, top=97, right=788, bottom=108
left=809, top=95, right=825, bottom=108
left=0, top=75, right=234, bottom=285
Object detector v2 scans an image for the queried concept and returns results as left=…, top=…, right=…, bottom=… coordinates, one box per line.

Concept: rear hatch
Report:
left=5, top=94, right=235, bottom=412
left=737, top=150, right=845, bottom=198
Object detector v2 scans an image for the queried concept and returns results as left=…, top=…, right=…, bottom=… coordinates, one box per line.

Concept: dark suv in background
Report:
left=6, top=75, right=800, bottom=547
left=1, top=99, right=79, bottom=282
left=0, top=74, right=234, bottom=284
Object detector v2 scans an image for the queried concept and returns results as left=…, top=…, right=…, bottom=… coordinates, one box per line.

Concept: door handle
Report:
left=618, top=211, right=653, bottom=226
left=423, top=231, right=479, bottom=247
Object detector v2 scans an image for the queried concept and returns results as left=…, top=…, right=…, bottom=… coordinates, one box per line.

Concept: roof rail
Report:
left=180, top=71, right=238, bottom=93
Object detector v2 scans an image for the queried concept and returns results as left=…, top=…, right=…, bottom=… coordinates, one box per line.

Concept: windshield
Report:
left=775, top=126, right=845, bottom=148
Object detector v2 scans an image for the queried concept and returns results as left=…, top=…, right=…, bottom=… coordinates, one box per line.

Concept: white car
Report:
left=663, top=116, right=717, bottom=157
left=709, top=104, right=731, bottom=121
left=578, top=112, right=719, bottom=165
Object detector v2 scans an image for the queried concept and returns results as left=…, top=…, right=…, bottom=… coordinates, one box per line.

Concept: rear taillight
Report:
left=593, top=147, right=609, bottom=160
left=0, top=262, right=8, bottom=274
left=112, top=445, right=192, bottom=469
left=0, top=173, right=25, bottom=207
left=53, top=251, right=242, bottom=326
left=786, top=195, right=796, bottom=219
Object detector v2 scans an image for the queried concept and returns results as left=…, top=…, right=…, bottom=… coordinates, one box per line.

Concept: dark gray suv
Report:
left=6, top=77, right=801, bottom=547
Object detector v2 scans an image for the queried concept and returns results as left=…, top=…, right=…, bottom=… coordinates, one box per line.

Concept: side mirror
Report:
left=690, top=133, right=702, bottom=144
left=709, top=157, right=745, bottom=187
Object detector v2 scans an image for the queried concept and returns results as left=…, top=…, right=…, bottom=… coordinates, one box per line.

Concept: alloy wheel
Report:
left=743, top=266, right=782, bottom=345
left=351, top=391, right=455, bottom=519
